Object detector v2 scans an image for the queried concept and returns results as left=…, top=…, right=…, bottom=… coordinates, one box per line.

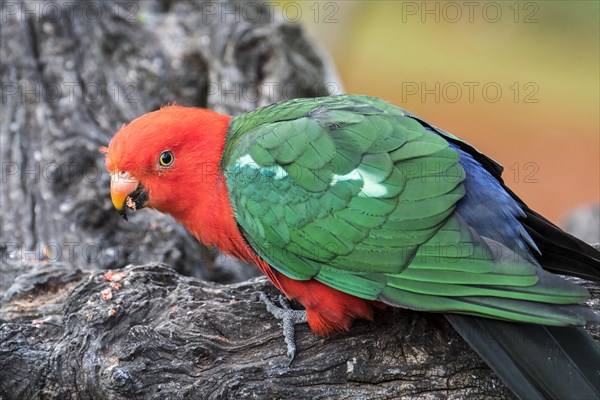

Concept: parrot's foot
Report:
left=259, top=293, right=307, bottom=365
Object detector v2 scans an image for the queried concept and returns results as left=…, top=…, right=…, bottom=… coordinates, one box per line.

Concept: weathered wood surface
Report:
left=1, top=1, right=598, bottom=399
left=1, top=262, right=598, bottom=400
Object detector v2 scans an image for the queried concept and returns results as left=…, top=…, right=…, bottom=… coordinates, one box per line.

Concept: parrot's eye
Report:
left=158, top=150, right=174, bottom=167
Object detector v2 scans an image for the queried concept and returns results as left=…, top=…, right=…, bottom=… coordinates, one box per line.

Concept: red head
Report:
left=105, top=105, right=237, bottom=249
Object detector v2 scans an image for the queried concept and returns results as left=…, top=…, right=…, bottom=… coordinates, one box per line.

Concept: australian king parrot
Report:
left=105, top=95, right=600, bottom=399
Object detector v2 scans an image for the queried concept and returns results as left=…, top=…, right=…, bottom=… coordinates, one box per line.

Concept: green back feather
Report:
left=222, top=95, right=592, bottom=326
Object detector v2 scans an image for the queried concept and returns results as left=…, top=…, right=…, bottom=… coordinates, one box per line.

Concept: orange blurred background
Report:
left=295, top=1, right=599, bottom=224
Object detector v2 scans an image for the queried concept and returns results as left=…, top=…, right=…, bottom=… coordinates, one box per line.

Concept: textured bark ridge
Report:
left=0, top=264, right=507, bottom=399
left=1, top=263, right=598, bottom=400
left=1, top=1, right=599, bottom=399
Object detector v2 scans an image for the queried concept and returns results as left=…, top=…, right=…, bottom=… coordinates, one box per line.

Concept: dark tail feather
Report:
left=446, top=314, right=600, bottom=400
left=520, top=206, right=600, bottom=282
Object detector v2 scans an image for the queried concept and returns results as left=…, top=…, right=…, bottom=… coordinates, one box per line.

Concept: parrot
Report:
left=105, top=95, right=600, bottom=399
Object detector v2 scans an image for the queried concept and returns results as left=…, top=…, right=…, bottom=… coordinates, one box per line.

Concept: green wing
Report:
left=223, top=95, right=591, bottom=326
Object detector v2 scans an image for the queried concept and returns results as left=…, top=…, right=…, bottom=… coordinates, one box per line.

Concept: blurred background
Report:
left=295, top=0, right=599, bottom=225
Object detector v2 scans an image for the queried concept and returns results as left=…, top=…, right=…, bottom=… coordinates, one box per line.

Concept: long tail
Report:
left=447, top=315, right=600, bottom=400
left=420, top=115, right=600, bottom=398
left=448, top=204, right=600, bottom=399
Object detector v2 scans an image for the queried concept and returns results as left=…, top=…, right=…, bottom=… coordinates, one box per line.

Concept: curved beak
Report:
left=110, top=172, right=148, bottom=220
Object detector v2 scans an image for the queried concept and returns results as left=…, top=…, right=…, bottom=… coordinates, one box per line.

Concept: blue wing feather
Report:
left=439, top=137, right=539, bottom=258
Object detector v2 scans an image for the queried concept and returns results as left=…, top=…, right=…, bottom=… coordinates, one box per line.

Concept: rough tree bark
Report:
left=1, top=1, right=598, bottom=399
left=1, top=262, right=599, bottom=400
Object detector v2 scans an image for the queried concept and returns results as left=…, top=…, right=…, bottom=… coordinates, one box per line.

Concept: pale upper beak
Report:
left=110, top=171, right=145, bottom=220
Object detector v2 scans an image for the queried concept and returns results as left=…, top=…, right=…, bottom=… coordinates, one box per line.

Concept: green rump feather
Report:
left=222, top=95, right=594, bottom=327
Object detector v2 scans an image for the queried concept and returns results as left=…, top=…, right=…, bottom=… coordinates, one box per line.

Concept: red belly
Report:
left=260, top=260, right=379, bottom=336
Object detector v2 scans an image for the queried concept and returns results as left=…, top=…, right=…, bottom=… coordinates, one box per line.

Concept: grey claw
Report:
left=260, top=292, right=308, bottom=365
